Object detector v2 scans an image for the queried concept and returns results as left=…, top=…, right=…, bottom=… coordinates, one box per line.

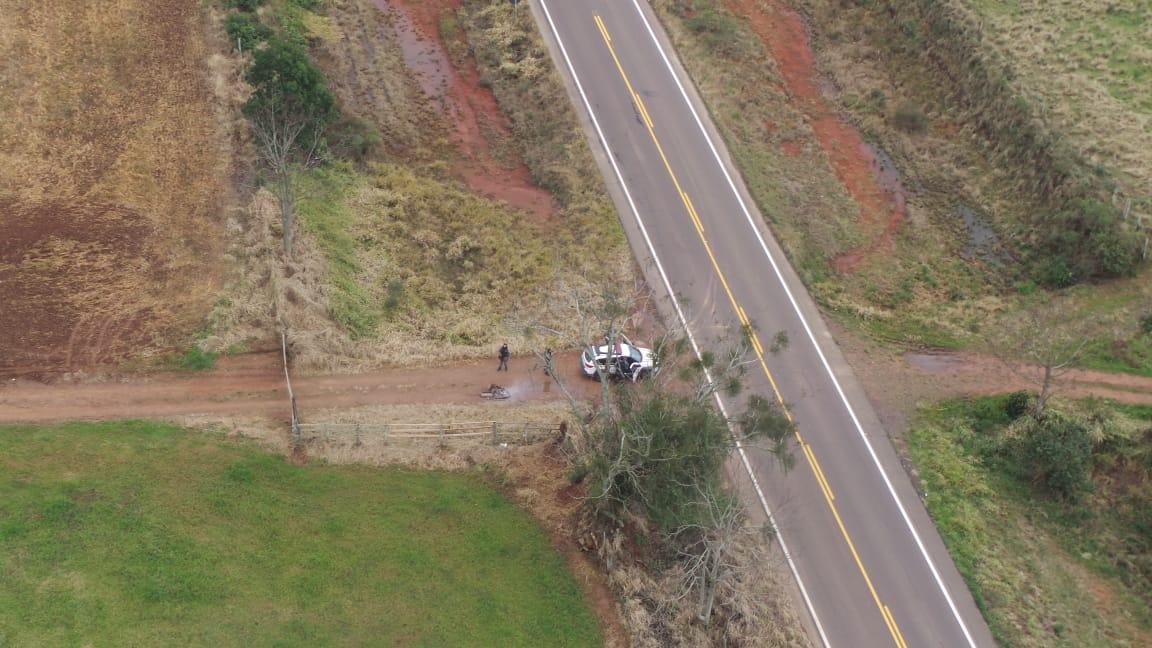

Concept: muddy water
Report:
left=376, top=0, right=456, bottom=115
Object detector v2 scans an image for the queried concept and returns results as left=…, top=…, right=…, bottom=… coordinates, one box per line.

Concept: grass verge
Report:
left=0, top=421, right=602, bottom=647
left=907, top=396, right=1152, bottom=647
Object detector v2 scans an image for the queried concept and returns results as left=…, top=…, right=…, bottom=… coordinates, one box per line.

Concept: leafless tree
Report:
left=248, top=98, right=327, bottom=257
left=672, top=482, right=769, bottom=626
left=987, top=297, right=1115, bottom=417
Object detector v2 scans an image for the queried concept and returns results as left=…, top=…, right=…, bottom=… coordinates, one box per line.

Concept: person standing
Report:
left=498, top=343, right=510, bottom=371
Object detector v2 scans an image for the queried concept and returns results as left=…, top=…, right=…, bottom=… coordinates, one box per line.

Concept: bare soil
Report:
left=0, top=351, right=599, bottom=425
left=723, top=0, right=907, bottom=274
left=0, top=0, right=230, bottom=373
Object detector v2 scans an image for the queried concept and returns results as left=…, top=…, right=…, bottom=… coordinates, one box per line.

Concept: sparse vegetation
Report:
left=0, top=421, right=602, bottom=646
left=908, top=396, right=1152, bottom=646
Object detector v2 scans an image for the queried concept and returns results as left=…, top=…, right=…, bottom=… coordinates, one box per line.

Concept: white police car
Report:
left=580, top=334, right=659, bottom=381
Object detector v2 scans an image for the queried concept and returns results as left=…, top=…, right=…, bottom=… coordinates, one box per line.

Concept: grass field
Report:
left=0, top=421, right=601, bottom=647
left=967, top=0, right=1152, bottom=193
left=906, top=396, right=1152, bottom=647
left=258, top=1, right=632, bottom=369
left=651, top=1, right=1152, bottom=375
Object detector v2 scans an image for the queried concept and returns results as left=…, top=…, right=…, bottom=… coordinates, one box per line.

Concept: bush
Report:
left=225, top=0, right=266, bottom=11
left=684, top=3, right=746, bottom=59
left=1140, top=312, right=1152, bottom=336
left=892, top=102, right=928, bottom=133
left=1033, top=197, right=1141, bottom=285
left=224, top=13, right=271, bottom=51
left=1019, top=415, right=1094, bottom=501
left=1004, top=391, right=1032, bottom=420
left=329, top=115, right=382, bottom=163
left=177, top=346, right=217, bottom=370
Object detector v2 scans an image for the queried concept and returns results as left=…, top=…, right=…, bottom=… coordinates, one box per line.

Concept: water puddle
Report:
left=903, top=351, right=963, bottom=372
left=376, top=0, right=456, bottom=114
left=956, top=203, right=1007, bottom=264
left=860, top=142, right=909, bottom=220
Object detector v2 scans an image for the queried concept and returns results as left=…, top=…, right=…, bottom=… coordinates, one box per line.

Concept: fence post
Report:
left=522, top=423, right=529, bottom=444
left=491, top=422, right=498, bottom=445
left=382, top=423, right=390, bottom=445
left=439, top=424, right=447, bottom=446
left=354, top=423, right=362, bottom=448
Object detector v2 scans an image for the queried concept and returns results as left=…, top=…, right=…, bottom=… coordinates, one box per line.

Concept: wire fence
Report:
left=296, top=421, right=564, bottom=446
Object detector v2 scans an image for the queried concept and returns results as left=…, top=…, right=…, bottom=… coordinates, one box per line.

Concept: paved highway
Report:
left=531, top=1, right=997, bottom=646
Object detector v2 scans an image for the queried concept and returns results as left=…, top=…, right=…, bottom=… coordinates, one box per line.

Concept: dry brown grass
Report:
left=0, top=0, right=233, bottom=372
left=968, top=0, right=1152, bottom=193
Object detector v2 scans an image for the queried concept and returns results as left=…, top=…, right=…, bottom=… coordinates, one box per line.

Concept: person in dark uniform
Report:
left=498, top=343, right=510, bottom=371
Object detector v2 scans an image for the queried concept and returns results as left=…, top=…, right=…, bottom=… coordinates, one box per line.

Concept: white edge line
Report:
left=534, top=2, right=831, bottom=647
left=625, top=1, right=980, bottom=646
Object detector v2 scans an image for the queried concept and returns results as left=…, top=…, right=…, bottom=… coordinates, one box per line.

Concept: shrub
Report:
left=225, top=0, right=266, bottom=11
left=177, top=346, right=217, bottom=371
left=1004, top=391, right=1031, bottom=420
left=224, top=13, right=271, bottom=51
left=1140, top=312, right=1152, bottom=336
left=329, top=115, right=381, bottom=163
left=1019, top=415, right=1094, bottom=501
left=684, top=3, right=746, bottom=59
left=892, top=102, right=928, bottom=133
left=1033, top=197, right=1141, bottom=285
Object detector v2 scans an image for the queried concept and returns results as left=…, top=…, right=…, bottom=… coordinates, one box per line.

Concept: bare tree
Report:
left=987, top=297, right=1114, bottom=417
left=672, top=483, right=767, bottom=626
left=248, top=99, right=327, bottom=256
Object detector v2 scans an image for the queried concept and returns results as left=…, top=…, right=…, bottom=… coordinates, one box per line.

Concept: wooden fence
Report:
left=296, top=421, right=564, bottom=446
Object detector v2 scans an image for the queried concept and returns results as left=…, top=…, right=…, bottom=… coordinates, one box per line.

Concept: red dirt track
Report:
left=384, top=0, right=556, bottom=222
left=0, top=351, right=598, bottom=424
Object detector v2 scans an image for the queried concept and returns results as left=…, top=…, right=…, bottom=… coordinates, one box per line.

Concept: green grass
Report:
left=1078, top=334, right=1152, bottom=377
left=0, top=421, right=601, bottom=647
left=174, top=346, right=218, bottom=371
left=294, top=166, right=379, bottom=338
left=907, top=397, right=1152, bottom=647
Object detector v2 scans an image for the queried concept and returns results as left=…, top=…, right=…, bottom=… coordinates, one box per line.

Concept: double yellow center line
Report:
left=593, top=14, right=907, bottom=648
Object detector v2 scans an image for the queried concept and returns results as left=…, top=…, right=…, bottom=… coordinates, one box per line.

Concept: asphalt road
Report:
left=531, top=1, right=997, bottom=646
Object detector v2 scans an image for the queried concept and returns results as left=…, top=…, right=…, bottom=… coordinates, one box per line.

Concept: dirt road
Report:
left=0, top=351, right=597, bottom=424
left=3, top=342, right=1149, bottom=426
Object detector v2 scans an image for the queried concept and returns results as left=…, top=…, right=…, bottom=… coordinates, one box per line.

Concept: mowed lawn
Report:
left=0, top=421, right=601, bottom=647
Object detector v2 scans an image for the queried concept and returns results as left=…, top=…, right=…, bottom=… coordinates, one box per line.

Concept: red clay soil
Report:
left=0, top=351, right=599, bottom=424
left=724, top=0, right=906, bottom=273
left=0, top=199, right=155, bottom=373
left=382, top=0, right=556, bottom=222
left=4, top=345, right=1148, bottom=427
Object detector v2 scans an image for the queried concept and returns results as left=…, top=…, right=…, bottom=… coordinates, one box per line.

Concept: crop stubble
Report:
left=0, top=0, right=229, bottom=373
